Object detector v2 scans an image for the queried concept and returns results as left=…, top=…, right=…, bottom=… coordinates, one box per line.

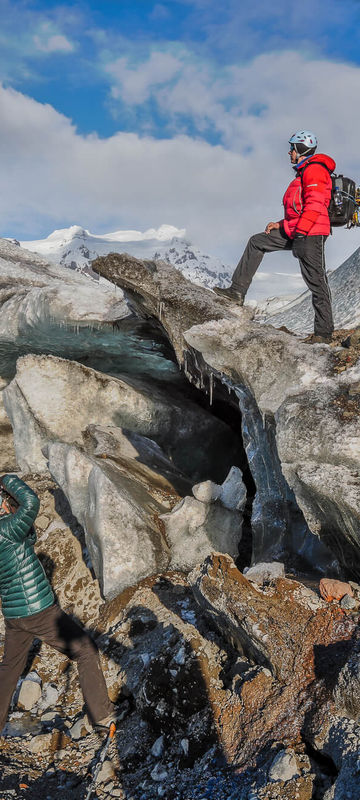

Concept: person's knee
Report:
left=248, top=232, right=268, bottom=253
left=249, top=233, right=261, bottom=247
left=72, top=633, right=98, bottom=662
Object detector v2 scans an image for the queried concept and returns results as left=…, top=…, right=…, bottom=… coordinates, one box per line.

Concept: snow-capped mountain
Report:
left=266, top=247, right=360, bottom=332
left=20, top=224, right=232, bottom=290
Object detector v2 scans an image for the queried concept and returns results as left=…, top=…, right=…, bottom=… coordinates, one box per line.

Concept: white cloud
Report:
left=106, top=51, right=181, bottom=104
left=1, top=49, right=360, bottom=301
left=105, top=48, right=360, bottom=161
left=33, top=33, right=74, bottom=54
left=32, top=22, right=74, bottom=54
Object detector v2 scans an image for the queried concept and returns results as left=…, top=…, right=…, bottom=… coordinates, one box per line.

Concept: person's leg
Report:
left=294, top=236, right=334, bottom=337
left=0, top=620, right=33, bottom=732
left=25, top=605, right=113, bottom=724
left=231, top=228, right=292, bottom=296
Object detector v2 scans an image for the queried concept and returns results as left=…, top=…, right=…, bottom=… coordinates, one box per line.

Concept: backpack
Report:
left=329, top=174, right=358, bottom=227
left=301, top=162, right=359, bottom=228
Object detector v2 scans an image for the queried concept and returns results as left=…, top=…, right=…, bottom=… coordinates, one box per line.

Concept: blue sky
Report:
left=2, top=0, right=360, bottom=140
left=1, top=0, right=360, bottom=289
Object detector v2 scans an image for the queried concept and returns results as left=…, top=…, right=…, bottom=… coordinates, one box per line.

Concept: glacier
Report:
left=1, top=236, right=360, bottom=798
left=0, top=238, right=178, bottom=382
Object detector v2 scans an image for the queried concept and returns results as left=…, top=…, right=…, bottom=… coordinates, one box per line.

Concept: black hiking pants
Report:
left=231, top=228, right=334, bottom=337
left=0, top=604, right=114, bottom=732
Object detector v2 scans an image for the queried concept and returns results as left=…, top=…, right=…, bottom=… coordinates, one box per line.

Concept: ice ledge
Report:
left=93, top=252, right=360, bottom=579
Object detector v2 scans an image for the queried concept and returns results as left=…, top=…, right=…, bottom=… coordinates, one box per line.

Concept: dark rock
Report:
left=136, top=641, right=209, bottom=735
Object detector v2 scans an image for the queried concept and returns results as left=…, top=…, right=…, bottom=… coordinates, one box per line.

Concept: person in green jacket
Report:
left=0, top=474, right=115, bottom=733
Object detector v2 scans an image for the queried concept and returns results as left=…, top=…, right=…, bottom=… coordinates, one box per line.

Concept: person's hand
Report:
left=265, top=222, right=280, bottom=234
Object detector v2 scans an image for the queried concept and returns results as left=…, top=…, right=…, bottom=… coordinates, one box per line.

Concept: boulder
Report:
left=190, top=553, right=356, bottom=682
left=26, top=733, right=53, bottom=754
left=38, top=683, right=59, bottom=712
left=47, top=442, right=170, bottom=599
left=219, top=466, right=247, bottom=510
left=268, top=749, right=300, bottom=782
left=97, top=759, right=116, bottom=784
left=192, top=480, right=220, bottom=504
left=244, top=561, right=285, bottom=585
left=84, top=423, right=191, bottom=501
left=251, top=750, right=314, bottom=800
left=2, top=716, right=42, bottom=738
left=160, top=496, right=242, bottom=572
left=18, top=673, right=42, bottom=710
left=340, top=594, right=357, bottom=609
left=151, top=735, right=165, bottom=758
left=189, top=553, right=357, bottom=767
left=47, top=437, right=244, bottom=592
left=69, top=714, right=92, bottom=740
left=192, top=467, right=246, bottom=511
left=4, top=354, right=238, bottom=484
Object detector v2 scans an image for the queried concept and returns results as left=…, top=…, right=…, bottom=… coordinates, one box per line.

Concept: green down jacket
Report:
left=0, top=474, right=54, bottom=619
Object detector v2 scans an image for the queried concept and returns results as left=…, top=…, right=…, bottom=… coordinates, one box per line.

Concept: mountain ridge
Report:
left=20, top=224, right=232, bottom=290
left=267, top=246, right=360, bottom=332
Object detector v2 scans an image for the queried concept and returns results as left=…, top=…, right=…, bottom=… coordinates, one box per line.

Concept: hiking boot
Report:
left=213, top=286, right=245, bottom=305
left=304, top=333, right=333, bottom=345
left=94, top=701, right=130, bottom=731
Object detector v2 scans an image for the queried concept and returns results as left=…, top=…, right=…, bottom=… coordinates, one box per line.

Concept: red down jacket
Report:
left=282, top=153, right=336, bottom=238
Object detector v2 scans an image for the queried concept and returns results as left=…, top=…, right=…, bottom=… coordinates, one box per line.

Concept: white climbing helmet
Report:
left=289, top=130, right=318, bottom=154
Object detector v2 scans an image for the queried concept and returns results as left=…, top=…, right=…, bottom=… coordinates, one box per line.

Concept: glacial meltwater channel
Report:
left=0, top=315, right=246, bottom=489
left=0, top=318, right=180, bottom=383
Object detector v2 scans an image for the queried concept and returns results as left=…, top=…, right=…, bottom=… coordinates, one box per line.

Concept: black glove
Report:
left=292, top=233, right=307, bottom=259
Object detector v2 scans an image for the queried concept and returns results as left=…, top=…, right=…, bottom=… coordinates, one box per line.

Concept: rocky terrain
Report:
left=0, top=240, right=360, bottom=799
left=1, top=474, right=360, bottom=800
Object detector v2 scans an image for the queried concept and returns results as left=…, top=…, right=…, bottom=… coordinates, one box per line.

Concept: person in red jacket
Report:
left=215, top=131, right=335, bottom=343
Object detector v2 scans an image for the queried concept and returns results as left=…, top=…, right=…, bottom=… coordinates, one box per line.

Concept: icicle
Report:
left=209, top=372, right=213, bottom=406
left=159, top=300, right=164, bottom=322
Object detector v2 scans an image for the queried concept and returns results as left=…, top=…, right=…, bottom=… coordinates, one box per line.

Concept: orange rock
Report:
left=319, top=578, right=354, bottom=602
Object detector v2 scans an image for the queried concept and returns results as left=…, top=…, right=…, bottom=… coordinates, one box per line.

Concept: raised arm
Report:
left=0, top=474, right=40, bottom=543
